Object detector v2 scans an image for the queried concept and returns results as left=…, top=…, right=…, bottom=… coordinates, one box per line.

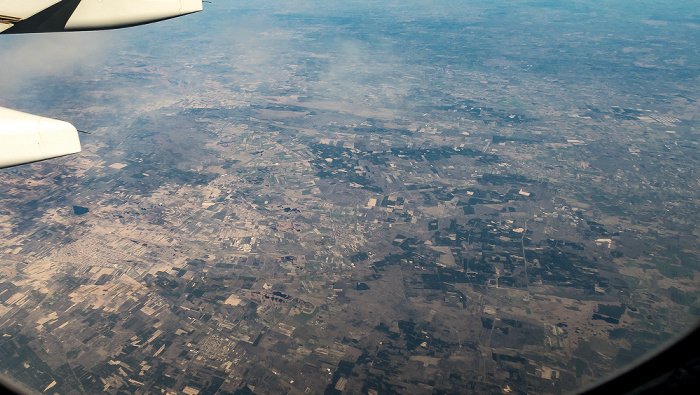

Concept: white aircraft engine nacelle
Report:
left=65, top=0, right=203, bottom=31
left=0, top=107, right=81, bottom=169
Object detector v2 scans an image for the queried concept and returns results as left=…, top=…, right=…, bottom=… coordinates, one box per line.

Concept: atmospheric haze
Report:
left=0, top=1, right=699, bottom=394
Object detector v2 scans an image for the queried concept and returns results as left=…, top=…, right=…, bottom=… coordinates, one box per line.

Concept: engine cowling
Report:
left=0, top=107, right=81, bottom=169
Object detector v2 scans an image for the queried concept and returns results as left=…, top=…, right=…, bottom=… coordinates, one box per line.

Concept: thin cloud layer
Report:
left=0, top=32, right=120, bottom=106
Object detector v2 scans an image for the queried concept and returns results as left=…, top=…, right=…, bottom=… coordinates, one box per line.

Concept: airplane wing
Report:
left=0, top=0, right=202, bottom=168
left=0, top=0, right=203, bottom=34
